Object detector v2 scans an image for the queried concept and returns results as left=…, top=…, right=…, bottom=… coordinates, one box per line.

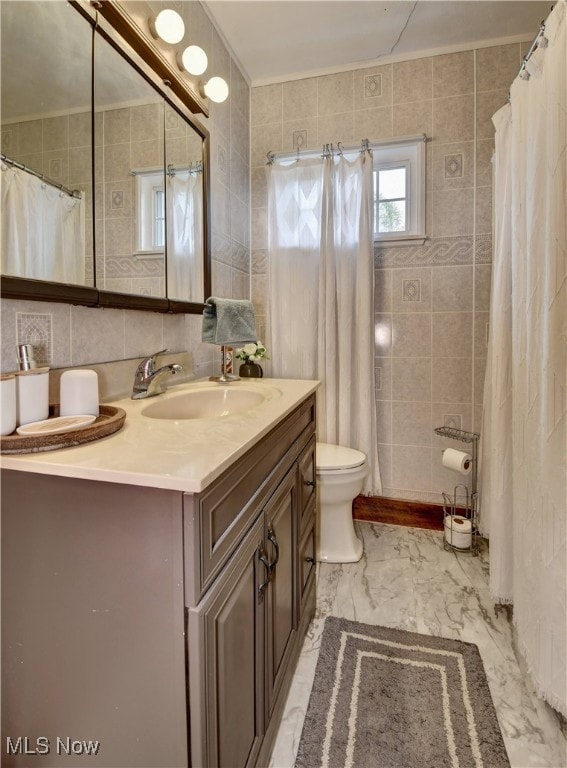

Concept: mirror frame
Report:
left=1, top=0, right=211, bottom=314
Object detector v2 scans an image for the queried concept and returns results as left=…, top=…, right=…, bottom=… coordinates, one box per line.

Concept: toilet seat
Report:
left=316, top=442, right=366, bottom=472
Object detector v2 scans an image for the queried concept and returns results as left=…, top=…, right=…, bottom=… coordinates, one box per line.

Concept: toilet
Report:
left=315, top=442, right=367, bottom=563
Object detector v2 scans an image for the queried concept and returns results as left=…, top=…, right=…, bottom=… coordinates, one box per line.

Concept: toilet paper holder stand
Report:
left=435, top=426, right=480, bottom=556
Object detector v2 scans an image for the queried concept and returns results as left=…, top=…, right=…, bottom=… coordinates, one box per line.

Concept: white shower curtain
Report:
left=166, top=171, right=203, bottom=302
left=267, top=151, right=381, bottom=495
left=1, top=166, right=85, bottom=284
left=481, top=0, right=566, bottom=716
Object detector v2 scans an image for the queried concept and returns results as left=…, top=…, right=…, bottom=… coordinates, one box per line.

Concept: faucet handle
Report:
left=136, top=348, right=169, bottom=376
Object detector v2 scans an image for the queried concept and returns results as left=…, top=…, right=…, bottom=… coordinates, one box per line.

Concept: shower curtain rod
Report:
left=0, top=152, right=82, bottom=199
left=130, top=162, right=203, bottom=178
left=266, top=134, right=426, bottom=165
left=516, top=20, right=548, bottom=82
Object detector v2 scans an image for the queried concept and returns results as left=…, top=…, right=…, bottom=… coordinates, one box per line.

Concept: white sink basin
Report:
left=141, top=387, right=268, bottom=420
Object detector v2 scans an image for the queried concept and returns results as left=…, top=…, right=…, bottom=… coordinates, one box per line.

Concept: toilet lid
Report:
left=316, top=442, right=366, bottom=470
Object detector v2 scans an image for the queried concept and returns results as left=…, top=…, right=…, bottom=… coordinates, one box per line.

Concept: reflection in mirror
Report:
left=0, top=0, right=93, bottom=285
left=165, top=104, right=204, bottom=303
left=94, top=29, right=166, bottom=298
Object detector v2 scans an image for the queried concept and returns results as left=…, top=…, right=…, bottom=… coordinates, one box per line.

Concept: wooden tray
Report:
left=0, top=405, right=126, bottom=455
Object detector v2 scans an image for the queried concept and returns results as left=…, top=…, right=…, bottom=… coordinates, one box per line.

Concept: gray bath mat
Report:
left=295, top=616, right=510, bottom=768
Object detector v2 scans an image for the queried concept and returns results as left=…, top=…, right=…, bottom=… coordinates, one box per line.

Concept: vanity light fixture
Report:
left=200, top=76, right=229, bottom=104
left=177, top=45, right=208, bottom=77
left=149, top=9, right=185, bottom=45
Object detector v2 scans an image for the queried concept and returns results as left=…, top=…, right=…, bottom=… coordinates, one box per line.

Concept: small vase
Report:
left=239, top=362, right=263, bottom=378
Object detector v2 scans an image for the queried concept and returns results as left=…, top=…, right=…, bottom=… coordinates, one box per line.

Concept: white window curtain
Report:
left=480, top=0, right=566, bottom=716
left=166, top=171, right=203, bottom=302
left=267, top=151, right=381, bottom=495
left=1, top=166, right=85, bottom=284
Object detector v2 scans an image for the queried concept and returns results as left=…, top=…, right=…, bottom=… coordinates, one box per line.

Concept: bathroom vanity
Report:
left=1, top=379, right=317, bottom=768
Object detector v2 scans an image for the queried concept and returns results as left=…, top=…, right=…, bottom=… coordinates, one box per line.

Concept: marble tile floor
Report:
left=268, top=522, right=567, bottom=768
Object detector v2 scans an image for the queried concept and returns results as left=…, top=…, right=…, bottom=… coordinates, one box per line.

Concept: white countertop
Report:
left=0, top=378, right=318, bottom=493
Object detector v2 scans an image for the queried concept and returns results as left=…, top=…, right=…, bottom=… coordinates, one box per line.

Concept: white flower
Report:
left=243, top=343, right=257, bottom=356
left=235, top=341, right=270, bottom=363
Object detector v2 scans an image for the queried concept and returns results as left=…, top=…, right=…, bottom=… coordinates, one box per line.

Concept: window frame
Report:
left=134, top=169, right=166, bottom=257
left=373, top=135, right=426, bottom=246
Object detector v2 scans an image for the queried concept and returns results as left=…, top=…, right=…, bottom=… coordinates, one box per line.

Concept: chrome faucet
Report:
left=131, top=349, right=183, bottom=399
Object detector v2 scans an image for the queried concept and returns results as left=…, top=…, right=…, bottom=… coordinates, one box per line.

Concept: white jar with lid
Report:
left=15, top=367, right=50, bottom=426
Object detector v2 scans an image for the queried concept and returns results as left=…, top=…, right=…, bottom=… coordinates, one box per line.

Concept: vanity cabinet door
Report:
left=298, top=436, right=316, bottom=535
left=188, top=515, right=265, bottom=768
left=264, top=466, right=298, bottom=720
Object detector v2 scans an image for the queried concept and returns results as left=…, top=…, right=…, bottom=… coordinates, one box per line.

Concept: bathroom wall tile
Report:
left=375, top=268, right=392, bottom=313
left=211, top=179, right=230, bottom=239
left=374, top=314, right=393, bottom=356
left=230, top=193, right=248, bottom=247
left=232, top=267, right=250, bottom=300
left=131, top=103, right=160, bottom=142
left=476, top=139, right=494, bottom=188
left=432, top=312, right=473, bottom=358
left=131, top=139, right=161, bottom=170
left=124, top=311, right=164, bottom=358
left=251, top=206, right=268, bottom=251
left=70, top=306, right=124, bottom=365
left=162, top=314, right=187, bottom=355
left=252, top=84, right=283, bottom=126
left=475, top=185, right=493, bottom=235
left=43, top=115, right=69, bottom=152
left=476, top=90, right=508, bottom=139
left=211, top=259, right=232, bottom=298
left=44, top=149, right=69, bottom=186
left=230, top=147, right=249, bottom=204
left=376, top=400, right=392, bottom=444
left=474, top=311, right=490, bottom=357
left=69, top=112, right=91, bottom=148
left=68, top=147, right=92, bottom=187
left=103, top=143, right=131, bottom=182
left=232, top=241, right=250, bottom=272
left=231, top=104, right=250, bottom=161
left=377, top=444, right=393, bottom=489
left=391, top=268, right=432, bottom=313
left=432, top=95, right=474, bottom=142
left=392, top=358, right=431, bottom=402
left=18, top=120, right=42, bottom=156
left=252, top=250, right=267, bottom=275
left=474, top=356, right=487, bottom=405
left=392, top=313, right=432, bottom=357
left=431, top=141, right=474, bottom=190
left=476, top=44, right=522, bottom=93
left=103, top=181, right=133, bottom=219
left=251, top=166, right=268, bottom=210
left=252, top=273, right=267, bottom=316
left=103, top=108, right=130, bottom=146
left=251, top=123, right=282, bottom=167
left=391, top=445, right=433, bottom=492
left=475, top=234, right=492, bottom=265
left=317, top=112, right=354, bottom=145
left=15, top=312, right=52, bottom=366
left=283, top=78, right=318, bottom=120
left=317, top=72, right=354, bottom=115
left=104, top=218, right=132, bottom=256
left=392, top=101, right=432, bottom=138
left=375, top=357, right=392, bottom=400
left=432, top=265, right=473, bottom=311
left=230, top=60, right=250, bottom=120
left=433, top=51, right=474, bottom=98
left=475, top=264, right=492, bottom=311
left=393, top=57, right=433, bottom=104
left=431, top=187, right=474, bottom=237
left=354, top=64, right=392, bottom=111
left=210, top=98, right=230, bottom=141
left=354, top=108, right=393, bottom=141
left=167, top=135, right=191, bottom=167
left=283, top=117, right=319, bottom=152
left=432, top=357, right=472, bottom=403
left=392, top=401, right=432, bottom=447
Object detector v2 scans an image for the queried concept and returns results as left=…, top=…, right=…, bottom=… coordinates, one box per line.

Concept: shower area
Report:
left=250, top=0, right=566, bottom=720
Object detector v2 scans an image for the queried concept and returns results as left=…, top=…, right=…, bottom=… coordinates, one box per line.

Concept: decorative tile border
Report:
left=402, top=278, right=421, bottom=302
left=104, top=255, right=164, bottom=278
left=375, top=235, right=475, bottom=268
left=475, top=233, right=492, bottom=263
left=16, top=312, right=52, bottom=366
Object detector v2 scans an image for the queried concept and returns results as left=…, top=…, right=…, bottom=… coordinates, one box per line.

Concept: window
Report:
left=373, top=136, right=426, bottom=245
left=135, top=170, right=165, bottom=255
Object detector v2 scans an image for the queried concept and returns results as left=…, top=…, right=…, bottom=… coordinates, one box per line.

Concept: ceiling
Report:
left=204, top=1, right=553, bottom=85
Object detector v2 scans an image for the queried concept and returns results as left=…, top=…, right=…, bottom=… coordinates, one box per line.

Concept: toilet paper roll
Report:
left=60, top=369, right=100, bottom=417
left=442, top=447, right=472, bottom=475
left=444, top=515, right=473, bottom=549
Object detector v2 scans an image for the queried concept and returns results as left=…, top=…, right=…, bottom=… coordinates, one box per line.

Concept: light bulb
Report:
left=150, top=9, right=185, bottom=45
left=202, top=76, right=229, bottom=103
left=179, top=45, right=208, bottom=76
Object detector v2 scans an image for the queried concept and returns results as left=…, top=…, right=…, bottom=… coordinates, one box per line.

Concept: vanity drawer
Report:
left=184, top=395, right=316, bottom=606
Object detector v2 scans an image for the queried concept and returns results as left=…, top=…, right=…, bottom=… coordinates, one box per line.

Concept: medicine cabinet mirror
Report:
left=0, top=0, right=211, bottom=313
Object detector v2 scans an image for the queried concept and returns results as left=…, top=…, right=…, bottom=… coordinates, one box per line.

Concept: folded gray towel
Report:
left=202, top=297, right=257, bottom=345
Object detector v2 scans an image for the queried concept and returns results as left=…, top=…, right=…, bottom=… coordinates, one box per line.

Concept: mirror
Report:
left=0, top=0, right=210, bottom=313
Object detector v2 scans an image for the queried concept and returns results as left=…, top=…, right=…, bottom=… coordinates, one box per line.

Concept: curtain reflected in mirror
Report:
left=0, top=0, right=92, bottom=284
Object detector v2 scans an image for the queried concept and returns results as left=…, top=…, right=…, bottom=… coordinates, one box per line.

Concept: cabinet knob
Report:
left=305, top=556, right=315, bottom=564
left=304, top=480, right=316, bottom=487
